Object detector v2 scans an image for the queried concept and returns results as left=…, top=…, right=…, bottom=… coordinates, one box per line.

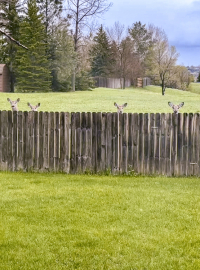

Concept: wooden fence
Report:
left=0, top=111, right=200, bottom=176
left=93, top=77, right=131, bottom=88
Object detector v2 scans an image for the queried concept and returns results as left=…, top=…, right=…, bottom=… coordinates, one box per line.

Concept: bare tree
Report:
left=106, top=21, right=126, bottom=47
left=66, top=0, right=112, bottom=91
left=107, top=22, right=136, bottom=88
left=146, top=25, right=179, bottom=95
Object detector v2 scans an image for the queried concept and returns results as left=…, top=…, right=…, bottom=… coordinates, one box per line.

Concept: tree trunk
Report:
left=71, top=69, right=75, bottom=91
left=161, top=80, right=165, bottom=95
left=123, top=77, right=125, bottom=89
left=71, top=3, right=79, bottom=92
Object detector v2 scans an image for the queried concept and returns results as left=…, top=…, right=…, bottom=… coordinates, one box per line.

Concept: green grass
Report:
left=0, top=172, right=200, bottom=269
left=188, top=82, right=200, bottom=95
left=2, top=83, right=200, bottom=113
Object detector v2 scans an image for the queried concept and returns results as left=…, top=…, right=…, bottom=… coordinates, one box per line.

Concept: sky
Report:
left=97, top=0, right=200, bottom=67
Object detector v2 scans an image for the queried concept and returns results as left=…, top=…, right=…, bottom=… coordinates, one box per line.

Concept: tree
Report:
left=36, top=0, right=63, bottom=35
left=0, top=29, right=27, bottom=49
left=107, top=22, right=136, bottom=88
left=173, top=65, right=191, bottom=90
left=146, top=26, right=179, bottom=95
left=128, top=21, right=152, bottom=60
left=117, top=37, right=134, bottom=88
left=90, top=25, right=115, bottom=77
left=0, top=0, right=21, bottom=92
left=53, top=21, right=77, bottom=91
left=36, top=0, right=64, bottom=91
left=15, top=0, right=51, bottom=92
left=128, top=21, right=152, bottom=80
left=66, top=0, right=112, bottom=91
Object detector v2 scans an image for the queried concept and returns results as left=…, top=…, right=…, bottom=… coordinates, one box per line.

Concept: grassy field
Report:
left=188, top=82, right=200, bottom=95
left=0, top=172, right=200, bottom=269
left=2, top=83, right=200, bottom=113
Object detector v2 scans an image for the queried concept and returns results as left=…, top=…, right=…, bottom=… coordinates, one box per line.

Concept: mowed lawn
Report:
left=0, top=172, right=200, bottom=269
left=1, top=83, right=200, bottom=113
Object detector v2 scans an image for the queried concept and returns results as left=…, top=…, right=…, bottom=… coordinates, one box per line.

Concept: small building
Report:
left=0, top=64, right=10, bottom=92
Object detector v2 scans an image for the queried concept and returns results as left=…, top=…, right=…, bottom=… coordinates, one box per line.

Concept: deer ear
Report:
left=17, top=98, right=20, bottom=102
left=177, top=102, right=184, bottom=109
left=37, top=103, right=40, bottom=107
left=168, top=102, right=173, bottom=108
left=7, top=98, right=11, bottom=102
left=114, top=102, right=117, bottom=107
left=123, top=103, right=127, bottom=107
left=27, top=102, right=30, bottom=106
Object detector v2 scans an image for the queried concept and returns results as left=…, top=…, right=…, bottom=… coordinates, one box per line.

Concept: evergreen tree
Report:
left=36, top=0, right=63, bottom=35
left=128, top=21, right=152, bottom=59
left=15, top=0, right=51, bottom=92
left=53, top=22, right=77, bottom=91
left=36, top=0, right=63, bottom=91
left=0, top=0, right=21, bottom=92
left=90, top=25, right=115, bottom=77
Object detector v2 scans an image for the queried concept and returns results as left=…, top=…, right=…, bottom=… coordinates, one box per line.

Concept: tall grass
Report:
left=0, top=172, right=200, bottom=269
left=2, top=84, right=200, bottom=113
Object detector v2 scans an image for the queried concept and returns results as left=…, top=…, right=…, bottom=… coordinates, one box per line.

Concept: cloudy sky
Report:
left=98, top=0, right=200, bottom=66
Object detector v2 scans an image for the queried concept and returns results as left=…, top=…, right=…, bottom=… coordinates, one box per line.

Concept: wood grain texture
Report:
left=0, top=111, right=200, bottom=176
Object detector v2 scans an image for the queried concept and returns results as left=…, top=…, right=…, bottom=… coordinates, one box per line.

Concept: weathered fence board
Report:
left=1, top=111, right=200, bottom=176
left=7, top=111, right=13, bottom=171
left=18, top=111, right=23, bottom=171
left=2, top=111, right=8, bottom=170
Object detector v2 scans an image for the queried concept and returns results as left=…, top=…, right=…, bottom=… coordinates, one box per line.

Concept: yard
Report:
left=1, top=83, right=200, bottom=113
left=0, top=172, right=200, bottom=269
left=1, top=85, right=200, bottom=269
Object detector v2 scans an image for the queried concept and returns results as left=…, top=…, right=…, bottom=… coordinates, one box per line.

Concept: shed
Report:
left=0, top=64, right=10, bottom=92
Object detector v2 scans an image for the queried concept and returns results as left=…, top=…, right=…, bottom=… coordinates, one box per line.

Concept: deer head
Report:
left=27, top=102, right=40, bottom=111
left=114, top=102, right=128, bottom=114
left=168, top=102, right=184, bottom=114
left=7, top=98, right=20, bottom=111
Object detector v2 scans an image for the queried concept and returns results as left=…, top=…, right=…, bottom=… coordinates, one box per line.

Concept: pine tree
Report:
left=15, top=0, right=51, bottom=92
left=90, top=25, right=115, bottom=77
left=36, top=0, right=63, bottom=35
left=128, top=21, right=152, bottom=59
left=53, top=22, right=77, bottom=91
left=36, top=0, right=63, bottom=91
left=0, top=0, right=21, bottom=92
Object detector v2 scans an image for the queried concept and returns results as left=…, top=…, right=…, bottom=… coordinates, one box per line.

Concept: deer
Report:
left=114, top=102, right=128, bottom=114
left=27, top=102, right=41, bottom=111
left=7, top=98, right=20, bottom=111
left=168, top=102, right=184, bottom=114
